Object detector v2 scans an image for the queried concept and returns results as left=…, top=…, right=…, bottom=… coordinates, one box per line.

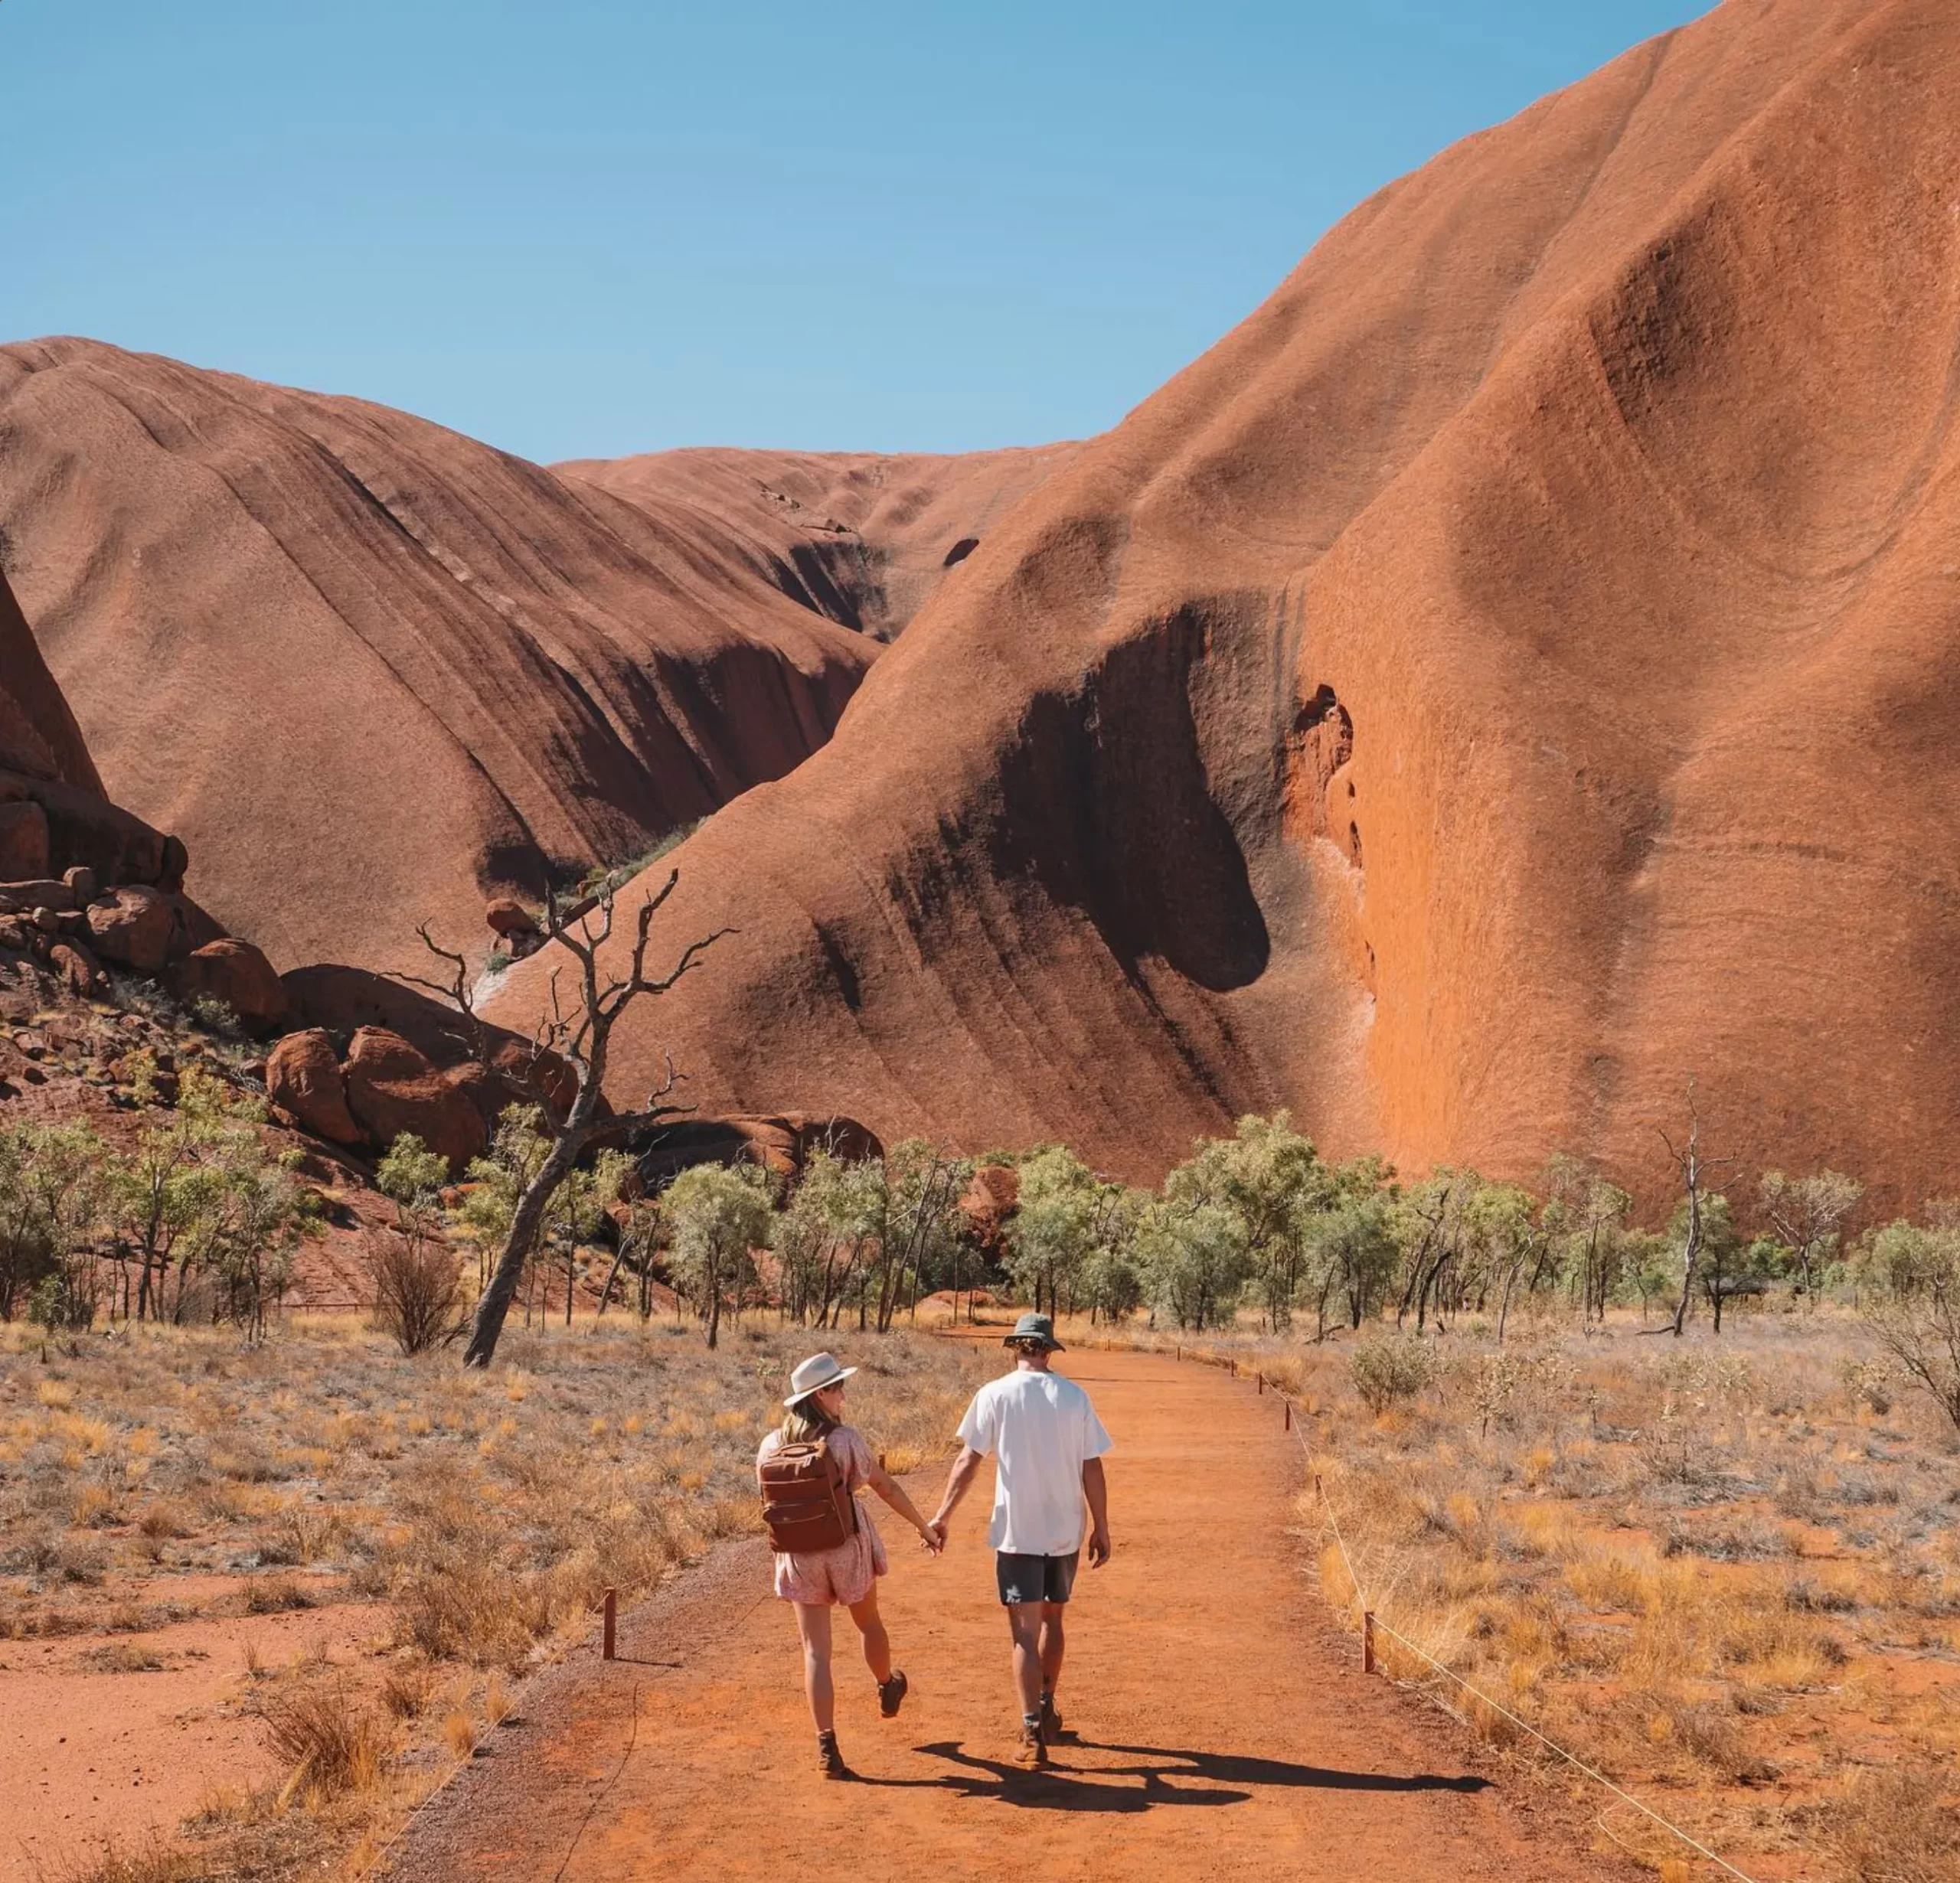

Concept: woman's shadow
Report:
left=854, top=1740, right=1490, bottom=1814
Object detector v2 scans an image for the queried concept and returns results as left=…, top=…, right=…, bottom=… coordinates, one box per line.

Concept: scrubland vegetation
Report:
left=0, top=1317, right=986, bottom=1881
left=7, top=1036, right=1960, bottom=1881
left=1101, top=1317, right=1960, bottom=1881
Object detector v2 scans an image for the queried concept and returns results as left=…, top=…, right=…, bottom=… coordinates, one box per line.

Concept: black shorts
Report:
left=995, top=1550, right=1080, bottom=1607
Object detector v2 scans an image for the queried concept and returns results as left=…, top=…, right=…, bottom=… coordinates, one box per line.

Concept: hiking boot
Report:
left=816, top=1731, right=852, bottom=1780
left=1039, top=1692, right=1064, bottom=1744
left=1015, top=1718, right=1050, bottom=1769
left=877, top=1669, right=909, bottom=1719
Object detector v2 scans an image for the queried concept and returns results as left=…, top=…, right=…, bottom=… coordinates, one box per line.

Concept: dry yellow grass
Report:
left=1, top=1312, right=988, bottom=1881
left=1094, top=1312, right=1960, bottom=1881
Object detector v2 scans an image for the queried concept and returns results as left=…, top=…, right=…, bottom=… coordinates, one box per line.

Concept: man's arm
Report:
left=932, top=1445, right=985, bottom=1539
left=1082, top=1457, right=1111, bottom=1567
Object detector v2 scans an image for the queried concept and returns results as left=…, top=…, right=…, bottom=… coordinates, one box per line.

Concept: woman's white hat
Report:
left=784, top=1352, right=858, bottom=1407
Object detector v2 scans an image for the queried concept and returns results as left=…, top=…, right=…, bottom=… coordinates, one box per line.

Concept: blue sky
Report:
left=3, top=2, right=1709, bottom=462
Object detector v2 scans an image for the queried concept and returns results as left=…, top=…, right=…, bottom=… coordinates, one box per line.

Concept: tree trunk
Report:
left=464, top=1134, right=581, bottom=1367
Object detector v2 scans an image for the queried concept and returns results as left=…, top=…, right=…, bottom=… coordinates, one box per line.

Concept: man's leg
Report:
left=1038, top=1601, right=1066, bottom=1695
left=1006, top=1601, right=1046, bottom=1720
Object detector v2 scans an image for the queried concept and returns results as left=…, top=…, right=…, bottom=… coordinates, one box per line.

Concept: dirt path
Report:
left=384, top=1349, right=1624, bottom=1882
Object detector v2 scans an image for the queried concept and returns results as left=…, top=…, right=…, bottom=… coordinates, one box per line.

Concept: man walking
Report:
left=931, top=1311, right=1112, bottom=1767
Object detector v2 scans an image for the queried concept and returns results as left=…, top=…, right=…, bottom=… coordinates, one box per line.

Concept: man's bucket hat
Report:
left=1004, top=1311, right=1064, bottom=1352
left=784, top=1352, right=858, bottom=1407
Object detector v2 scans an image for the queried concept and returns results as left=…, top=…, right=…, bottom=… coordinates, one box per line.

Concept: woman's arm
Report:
left=867, top=1457, right=945, bottom=1553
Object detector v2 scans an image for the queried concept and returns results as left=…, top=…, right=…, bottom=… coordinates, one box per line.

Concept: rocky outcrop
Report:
left=267, top=1012, right=510, bottom=1176
left=266, top=1030, right=361, bottom=1147
left=341, top=1027, right=487, bottom=1175
left=492, top=0, right=1960, bottom=1217
left=0, top=567, right=230, bottom=999
left=0, top=347, right=923, bottom=980
left=635, top=1114, right=884, bottom=1190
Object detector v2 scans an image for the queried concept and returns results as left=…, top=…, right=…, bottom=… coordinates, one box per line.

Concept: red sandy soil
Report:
left=379, top=1349, right=1632, bottom=1883
left=493, top=0, right=1960, bottom=1216
left=2, top=1583, right=378, bottom=1883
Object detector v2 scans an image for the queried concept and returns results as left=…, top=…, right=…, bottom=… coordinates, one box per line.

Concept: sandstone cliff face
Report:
left=0, top=341, right=885, bottom=977
left=0, top=566, right=102, bottom=793
left=493, top=0, right=1960, bottom=1213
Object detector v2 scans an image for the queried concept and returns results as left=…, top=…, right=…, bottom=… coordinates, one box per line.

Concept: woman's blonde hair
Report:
left=782, top=1385, right=841, bottom=1445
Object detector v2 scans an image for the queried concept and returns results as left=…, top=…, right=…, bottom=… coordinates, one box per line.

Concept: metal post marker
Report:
left=1363, top=1611, right=1376, bottom=1675
left=603, top=1588, right=617, bottom=1661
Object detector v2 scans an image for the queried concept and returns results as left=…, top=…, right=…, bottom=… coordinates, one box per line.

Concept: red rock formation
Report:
left=0, top=348, right=1068, bottom=979
left=557, top=445, right=1078, bottom=645
left=341, top=1027, right=486, bottom=1175
left=0, top=567, right=101, bottom=793
left=266, top=1030, right=361, bottom=1147
left=494, top=0, right=1960, bottom=1216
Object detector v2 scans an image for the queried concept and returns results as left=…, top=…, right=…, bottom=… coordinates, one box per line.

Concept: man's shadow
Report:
left=854, top=1741, right=1489, bottom=1813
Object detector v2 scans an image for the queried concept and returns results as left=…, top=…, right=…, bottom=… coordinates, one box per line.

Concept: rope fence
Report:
left=1148, top=1339, right=1779, bottom=1883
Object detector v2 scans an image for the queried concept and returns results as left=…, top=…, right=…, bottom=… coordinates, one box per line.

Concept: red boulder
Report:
left=341, top=1026, right=487, bottom=1175
left=84, top=886, right=177, bottom=973
left=266, top=1028, right=361, bottom=1147
left=168, top=939, right=290, bottom=1036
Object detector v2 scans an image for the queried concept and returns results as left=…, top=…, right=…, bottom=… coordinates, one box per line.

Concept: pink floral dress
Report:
left=756, top=1423, right=888, bottom=1607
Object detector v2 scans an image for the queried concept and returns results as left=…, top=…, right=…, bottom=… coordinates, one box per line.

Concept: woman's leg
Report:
left=844, top=1582, right=893, bottom=1686
left=793, top=1601, right=836, bottom=1734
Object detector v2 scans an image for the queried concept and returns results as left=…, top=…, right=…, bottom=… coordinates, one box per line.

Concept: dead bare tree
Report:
left=1656, top=1081, right=1734, bottom=1338
left=394, top=870, right=729, bottom=1369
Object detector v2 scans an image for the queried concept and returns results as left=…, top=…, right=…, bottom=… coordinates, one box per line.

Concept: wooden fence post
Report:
left=1363, top=1611, right=1376, bottom=1676
left=603, top=1588, right=617, bottom=1661
left=1284, top=1398, right=1292, bottom=1431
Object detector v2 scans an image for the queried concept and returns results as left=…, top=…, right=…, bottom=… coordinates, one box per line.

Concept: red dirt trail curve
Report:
left=382, top=1349, right=1628, bottom=1882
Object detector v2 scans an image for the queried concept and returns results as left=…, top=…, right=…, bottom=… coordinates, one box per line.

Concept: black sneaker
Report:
left=878, top=1669, right=909, bottom=1719
left=816, top=1731, right=853, bottom=1780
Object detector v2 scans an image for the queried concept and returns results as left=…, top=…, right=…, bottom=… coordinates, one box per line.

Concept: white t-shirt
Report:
left=956, top=1367, right=1113, bottom=1556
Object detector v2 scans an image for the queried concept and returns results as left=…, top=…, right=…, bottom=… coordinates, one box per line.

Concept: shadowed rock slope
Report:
left=495, top=0, right=1960, bottom=1213
left=0, top=341, right=892, bottom=977
left=557, top=444, right=1080, bottom=644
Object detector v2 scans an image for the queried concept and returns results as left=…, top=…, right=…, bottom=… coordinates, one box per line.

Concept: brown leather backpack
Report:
left=758, top=1436, right=859, bottom=1554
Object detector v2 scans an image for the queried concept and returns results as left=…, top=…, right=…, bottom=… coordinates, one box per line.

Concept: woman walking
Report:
left=756, top=1352, right=944, bottom=1779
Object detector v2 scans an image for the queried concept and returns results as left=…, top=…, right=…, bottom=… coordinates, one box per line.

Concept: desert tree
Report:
left=373, top=1133, right=461, bottom=1356
left=0, top=1120, right=107, bottom=1324
left=1759, top=1168, right=1864, bottom=1304
left=662, top=1160, right=773, bottom=1346
left=1132, top=1197, right=1250, bottom=1331
left=1004, top=1145, right=1109, bottom=1317
left=1657, top=1082, right=1734, bottom=1337
left=397, top=868, right=729, bottom=1369
left=1542, top=1154, right=1632, bottom=1324
left=1467, top=1181, right=1546, bottom=1342
left=770, top=1150, right=881, bottom=1328
left=1861, top=1212, right=1960, bottom=1430
left=1392, top=1169, right=1480, bottom=1332
left=1302, top=1178, right=1400, bottom=1336
left=1165, top=1112, right=1327, bottom=1331
left=864, top=1139, right=975, bottom=1331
